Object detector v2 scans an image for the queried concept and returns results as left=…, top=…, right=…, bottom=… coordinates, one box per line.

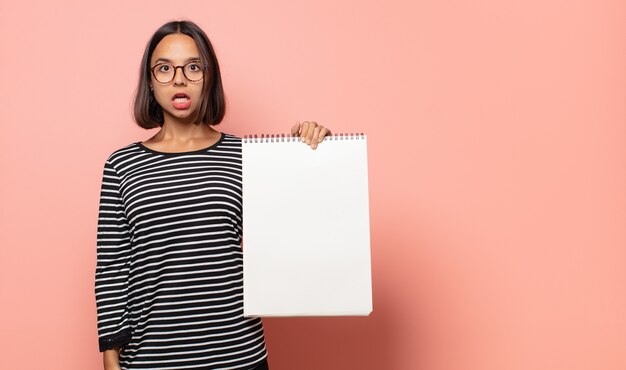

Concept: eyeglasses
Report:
left=150, top=61, right=207, bottom=84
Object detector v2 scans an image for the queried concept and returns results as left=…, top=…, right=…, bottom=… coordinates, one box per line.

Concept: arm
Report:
left=103, top=348, right=122, bottom=370
left=94, top=158, right=133, bottom=368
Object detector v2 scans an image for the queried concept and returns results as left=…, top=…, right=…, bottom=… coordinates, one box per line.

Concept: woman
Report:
left=95, top=20, right=331, bottom=370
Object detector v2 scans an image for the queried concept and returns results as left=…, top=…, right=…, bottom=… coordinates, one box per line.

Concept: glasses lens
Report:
left=154, top=63, right=174, bottom=83
left=184, top=62, right=204, bottom=82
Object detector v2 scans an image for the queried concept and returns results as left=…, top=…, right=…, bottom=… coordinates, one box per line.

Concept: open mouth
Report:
left=172, top=92, right=190, bottom=102
left=172, top=92, right=192, bottom=109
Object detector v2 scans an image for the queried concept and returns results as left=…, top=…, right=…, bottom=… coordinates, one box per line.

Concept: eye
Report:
left=188, top=63, right=201, bottom=71
left=158, top=64, right=171, bottom=72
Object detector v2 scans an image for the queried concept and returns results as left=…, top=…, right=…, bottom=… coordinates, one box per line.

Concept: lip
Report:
left=172, top=98, right=191, bottom=109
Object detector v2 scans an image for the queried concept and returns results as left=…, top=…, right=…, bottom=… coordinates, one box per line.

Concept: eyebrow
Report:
left=153, top=57, right=201, bottom=64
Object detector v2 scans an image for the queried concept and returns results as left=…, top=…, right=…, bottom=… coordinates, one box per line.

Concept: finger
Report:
left=317, top=126, right=329, bottom=143
left=305, top=121, right=317, bottom=144
left=300, top=121, right=311, bottom=142
left=310, top=126, right=321, bottom=149
left=291, top=122, right=301, bottom=136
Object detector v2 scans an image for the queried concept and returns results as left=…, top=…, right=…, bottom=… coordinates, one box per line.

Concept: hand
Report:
left=290, top=121, right=332, bottom=150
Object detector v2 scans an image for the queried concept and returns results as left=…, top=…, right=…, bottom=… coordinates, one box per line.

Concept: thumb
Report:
left=291, top=121, right=302, bottom=136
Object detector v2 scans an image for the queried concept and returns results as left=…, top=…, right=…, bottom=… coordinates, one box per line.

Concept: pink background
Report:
left=1, top=1, right=625, bottom=369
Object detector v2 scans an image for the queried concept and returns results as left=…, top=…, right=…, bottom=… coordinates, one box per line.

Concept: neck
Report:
left=153, top=118, right=218, bottom=143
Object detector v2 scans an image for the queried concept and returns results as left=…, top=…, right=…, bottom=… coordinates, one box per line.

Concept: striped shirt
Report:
left=94, top=132, right=269, bottom=370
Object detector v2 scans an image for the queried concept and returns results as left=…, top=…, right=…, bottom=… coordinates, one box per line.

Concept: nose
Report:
left=173, top=66, right=186, bottom=85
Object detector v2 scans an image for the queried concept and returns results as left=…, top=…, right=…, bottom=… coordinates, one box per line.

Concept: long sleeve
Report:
left=94, top=158, right=133, bottom=352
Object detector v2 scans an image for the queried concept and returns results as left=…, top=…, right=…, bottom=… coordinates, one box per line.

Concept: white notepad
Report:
left=242, top=133, right=372, bottom=317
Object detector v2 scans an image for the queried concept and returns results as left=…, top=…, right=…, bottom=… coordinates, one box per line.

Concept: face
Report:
left=149, top=34, right=207, bottom=122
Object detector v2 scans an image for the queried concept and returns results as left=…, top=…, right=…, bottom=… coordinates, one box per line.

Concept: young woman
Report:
left=95, top=20, right=331, bottom=370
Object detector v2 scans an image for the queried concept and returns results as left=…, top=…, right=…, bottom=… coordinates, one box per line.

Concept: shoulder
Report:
left=221, top=132, right=242, bottom=142
left=219, top=132, right=243, bottom=148
left=101, top=141, right=142, bottom=170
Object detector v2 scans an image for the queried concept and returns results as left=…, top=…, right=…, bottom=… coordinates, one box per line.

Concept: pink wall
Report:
left=1, top=1, right=625, bottom=369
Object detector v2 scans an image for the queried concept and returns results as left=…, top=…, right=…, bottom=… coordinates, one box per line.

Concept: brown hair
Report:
left=133, top=20, right=226, bottom=128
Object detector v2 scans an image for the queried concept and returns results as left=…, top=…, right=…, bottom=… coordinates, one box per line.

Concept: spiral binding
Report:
left=242, top=132, right=366, bottom=143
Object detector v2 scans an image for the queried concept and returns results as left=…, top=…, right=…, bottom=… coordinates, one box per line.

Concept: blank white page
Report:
left=242, top=134, right=372, bottom=317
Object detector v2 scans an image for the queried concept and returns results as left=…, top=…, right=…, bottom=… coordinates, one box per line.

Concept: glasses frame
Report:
left=149, top=60, right=208, bottom=84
